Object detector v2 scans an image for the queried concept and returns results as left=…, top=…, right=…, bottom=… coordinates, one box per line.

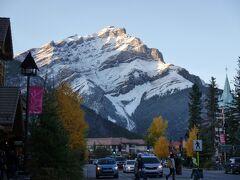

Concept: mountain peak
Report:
left=98, top=26, right=126, bottom=38
left=12, top=26, right=205, bottom=137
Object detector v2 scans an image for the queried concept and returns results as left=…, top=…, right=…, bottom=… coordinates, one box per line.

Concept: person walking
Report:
left=136, top=154, right=147, bottom=180
left=166, top=153, right=176, bottom=180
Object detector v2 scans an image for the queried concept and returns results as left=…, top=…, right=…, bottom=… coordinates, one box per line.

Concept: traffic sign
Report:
left=193, top=140, right=202, bottom=152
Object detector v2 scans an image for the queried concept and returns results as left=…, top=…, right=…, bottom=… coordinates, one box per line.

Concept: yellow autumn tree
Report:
left=145, top=116, right=168, bottom=147
left=154, top=136, right=169, bottom=158
left=57, top=83, right=88, bottom=151
left=185, top=126, right=198, bottom=157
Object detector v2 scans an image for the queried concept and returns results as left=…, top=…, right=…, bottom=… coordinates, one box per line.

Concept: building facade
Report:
left=0, top=17, right=14, bottom=86
left=87, top=137, right=147, bottom=155
left=215, top=74, right=234, bottom=161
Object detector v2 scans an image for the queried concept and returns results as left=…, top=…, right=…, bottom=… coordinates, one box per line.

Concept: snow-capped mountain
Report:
left=11, top=26, right=205, bottom=138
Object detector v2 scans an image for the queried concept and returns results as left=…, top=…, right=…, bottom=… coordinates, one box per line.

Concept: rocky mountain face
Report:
left=7, top=26, right=206, bottom=139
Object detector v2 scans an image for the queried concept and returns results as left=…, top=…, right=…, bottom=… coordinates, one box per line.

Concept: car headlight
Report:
left=158, top=165, right=163, bottom=169
left=114, top=166, right=118, bottom=170
left=97, top=167, right=101, bottom=171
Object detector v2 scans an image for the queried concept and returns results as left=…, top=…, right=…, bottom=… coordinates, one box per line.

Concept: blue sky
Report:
left=1, top=0, right=239, bottom=89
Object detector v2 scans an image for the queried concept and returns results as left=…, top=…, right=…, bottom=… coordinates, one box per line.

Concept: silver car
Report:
left=123, top=160, right=135, bottom=173
left=134, top=154, right=163, bottom=178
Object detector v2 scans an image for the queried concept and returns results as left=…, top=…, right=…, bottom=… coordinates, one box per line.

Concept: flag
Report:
left=29, top=86, right=44, bottom=114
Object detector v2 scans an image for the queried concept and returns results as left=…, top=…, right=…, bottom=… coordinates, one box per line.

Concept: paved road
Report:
left=84, top=164, right=240, bottom=180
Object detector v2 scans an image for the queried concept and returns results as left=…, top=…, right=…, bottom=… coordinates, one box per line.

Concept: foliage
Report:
left=30, top=90, right=83, bottom=179
left=145, top=116, right=168, bottom=147
left=57, top=83, right=88, bottom=151
left=93, top=147, right=112, bottom=159
left=221, top=58, right=240, bottom=147
left=185, top=126, right=198, bottom=157
left=154, top=136, right=169, bottom=159
left=188, top=84, right=202, bottom=130
left=202, top=77, right=219, bottom=162
left=30, top=84, right=89, bottom=179
left=231, top=57, right=240, bottom=145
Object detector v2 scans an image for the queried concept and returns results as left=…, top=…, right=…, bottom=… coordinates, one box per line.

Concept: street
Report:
left=84, top=164, right=240, bottom=180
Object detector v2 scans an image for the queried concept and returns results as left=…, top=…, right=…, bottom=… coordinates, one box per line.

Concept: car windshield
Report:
left=115, top=157, right=126, bottom=161
left=143, top=157, right=160, bottom=164
left=98, top=159, right=115, bottom=165
left=126, top=161, right=135, bottom=165
left=230, top=159, right=235, bottom=163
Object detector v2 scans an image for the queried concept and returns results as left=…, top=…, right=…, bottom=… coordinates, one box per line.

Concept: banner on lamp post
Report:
left=220, top=134, right=225, bottom=144
left=29, top=86, right=44, bottom=114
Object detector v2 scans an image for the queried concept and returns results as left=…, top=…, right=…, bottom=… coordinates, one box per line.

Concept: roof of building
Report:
left=0, top=87, right=21, bottom=125
left=87, top=137, right=145, bottom=146
left=218, top=75, right=234, bottom=107
left=0, top=17, right=13, bottom=60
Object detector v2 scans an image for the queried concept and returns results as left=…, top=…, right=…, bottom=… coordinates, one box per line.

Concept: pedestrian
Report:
left=136, top=154, right=147, bottom=180
left=166, top=153, right=175, bottom=180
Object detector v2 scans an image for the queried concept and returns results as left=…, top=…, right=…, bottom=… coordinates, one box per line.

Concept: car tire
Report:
left=225, top=169, right=228, bottom=174
left=114, top=174, right=119, bottom=178
left=96, top=174, right=100, bottom=179
left=231, top=168, right=235, bottom=174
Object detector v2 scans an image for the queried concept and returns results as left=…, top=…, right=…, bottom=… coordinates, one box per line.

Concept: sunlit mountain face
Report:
left=10, top=26, right=206, bottom=139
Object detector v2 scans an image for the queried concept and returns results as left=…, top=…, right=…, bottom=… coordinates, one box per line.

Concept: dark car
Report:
left=115, top=156, right=126, bottom=169
left=96, top=157, right=119, bottom=179
left=225, top=157, right=240, bottom=174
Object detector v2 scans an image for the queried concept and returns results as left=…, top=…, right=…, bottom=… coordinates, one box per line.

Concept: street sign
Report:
left=193, top=140, right=202, bottom=152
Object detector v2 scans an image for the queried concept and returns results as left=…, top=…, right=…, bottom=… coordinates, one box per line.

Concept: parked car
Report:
left=225, top=157, right=240, bottom=174
left=115, top=156, right=126, bottom=168
left=96, top=157, right=119, bottom=179
left=123, top=160, right=135, bottom=173
left=134, top=154, right=163, bottom=178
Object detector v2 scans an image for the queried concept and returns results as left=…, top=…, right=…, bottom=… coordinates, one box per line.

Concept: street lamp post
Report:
left=21, top=52, right=38, bottom=170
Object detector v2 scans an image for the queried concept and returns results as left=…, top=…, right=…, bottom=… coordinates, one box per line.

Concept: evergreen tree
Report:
left=201, top=77, right=219, bottom=167
left=225, top=57, right=240, bottom=147
left=188, top=84, right=202, bottom=130
left=30, top=88, right=85, bottom=179
left=233, top=57, right=240, bottom=114
left=30, top=90, right=76, bottom=179
left=206, top=78, right=218, bottom=154
left=224, top=107, right=238, bottom=145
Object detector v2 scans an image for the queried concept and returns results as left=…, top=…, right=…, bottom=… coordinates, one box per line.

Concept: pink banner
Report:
left=29, top=86, right=44, bottom=114
left=220, top=134, right=225, bottom=144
